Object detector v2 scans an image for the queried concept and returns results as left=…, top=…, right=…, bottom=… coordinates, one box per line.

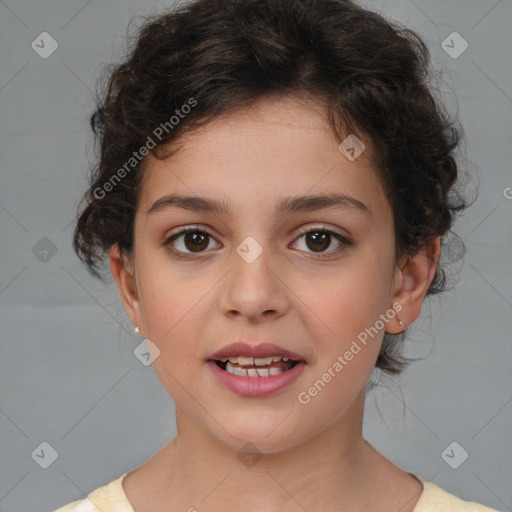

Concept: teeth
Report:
left=224, top=361, right=291, bottom=377
left=254, top=357, right=273, bottom=366
left=221, top=355, right=292, bottom=366
left=230, top=364, right=249, bottom=377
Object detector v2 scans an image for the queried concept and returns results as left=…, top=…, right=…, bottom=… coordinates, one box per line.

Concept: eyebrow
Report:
left=147, top=193, right=370, bottom=217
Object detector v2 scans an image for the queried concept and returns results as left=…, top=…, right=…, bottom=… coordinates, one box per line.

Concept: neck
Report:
left=153, top=391, right=390, bottom=511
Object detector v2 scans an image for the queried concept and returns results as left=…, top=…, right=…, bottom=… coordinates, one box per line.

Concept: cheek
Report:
left=297, top=248, right=394, bottom=385
left=307, top=251, right=394, bottom=337
left=136, top=246, right=201, bottom=327
left=139, top=274, right=205, bottom=399
left=137, top=266, right=199, bottom=351
left=295, top=287, right=384, bottom=418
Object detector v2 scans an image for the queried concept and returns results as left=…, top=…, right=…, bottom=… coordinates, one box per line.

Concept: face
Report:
left=112, top=95, right=418, bottom=454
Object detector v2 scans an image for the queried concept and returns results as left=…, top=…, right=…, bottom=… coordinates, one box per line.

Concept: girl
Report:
left=54, top=0, right=499, bottom=510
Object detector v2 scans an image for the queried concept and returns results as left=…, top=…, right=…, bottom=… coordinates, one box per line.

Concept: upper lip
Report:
left=209, top=342, right=305, bottom=362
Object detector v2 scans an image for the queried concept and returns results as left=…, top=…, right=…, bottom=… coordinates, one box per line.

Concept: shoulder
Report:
left=52, top=498, right=95, bottom=512
left=414, top=477, right=501, bottom=512
left=51, top=473, right=133, bottom=512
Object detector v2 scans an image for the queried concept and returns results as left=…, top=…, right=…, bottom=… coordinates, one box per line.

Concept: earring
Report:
left=134, top=326, right=140, bottom=334
left=397, top=318, right=405, bottom=332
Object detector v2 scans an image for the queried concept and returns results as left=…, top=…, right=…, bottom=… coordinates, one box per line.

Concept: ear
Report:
left=386, top=236, right=442, bottom=334
left=109, top=244, right=143, bottom=333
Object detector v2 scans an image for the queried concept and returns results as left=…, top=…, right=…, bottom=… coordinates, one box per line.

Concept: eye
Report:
left=164, top=227, right=220, bottom=257
left=291, top=227, right=352, bottom=258
left=163, top=225, right=352, bottom=259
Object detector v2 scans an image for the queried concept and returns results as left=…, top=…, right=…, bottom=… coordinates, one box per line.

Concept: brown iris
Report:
left=305, top=231, right=331, bottom=252
left=184, top=231, right=209, bottom=252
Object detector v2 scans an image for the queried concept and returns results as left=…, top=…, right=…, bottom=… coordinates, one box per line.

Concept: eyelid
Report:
left=164, top=224, right=216, bottom=241
left=294, top=224, right=350, bottom=240
left=165, top=224, right=349, bottom=241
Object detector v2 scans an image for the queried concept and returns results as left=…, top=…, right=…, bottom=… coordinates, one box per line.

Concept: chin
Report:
left=212, top=416, right=308, bottom=455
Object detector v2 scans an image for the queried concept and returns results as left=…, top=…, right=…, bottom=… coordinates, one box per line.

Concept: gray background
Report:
left=0, top=0, right=511, bottom=511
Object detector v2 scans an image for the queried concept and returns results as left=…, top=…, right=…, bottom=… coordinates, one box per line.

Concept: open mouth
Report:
left=213, top=356, right=300, bottom=377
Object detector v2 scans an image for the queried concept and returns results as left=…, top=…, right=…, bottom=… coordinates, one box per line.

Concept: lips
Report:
left=208, top=341, right=306, bottom=362
left=207, top=341, right=306, bottom=396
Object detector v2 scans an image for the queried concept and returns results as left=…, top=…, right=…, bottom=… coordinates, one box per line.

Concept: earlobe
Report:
left=109, top=244, right=142, bottom=328
left=388, top=236, right=442, bottom=332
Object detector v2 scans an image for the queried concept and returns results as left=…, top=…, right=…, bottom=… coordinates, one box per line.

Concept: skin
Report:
left=110, top=94, right=440, bottom=512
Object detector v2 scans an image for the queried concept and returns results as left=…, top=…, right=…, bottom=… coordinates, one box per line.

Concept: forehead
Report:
left=138, top=95, right=389, bottom=219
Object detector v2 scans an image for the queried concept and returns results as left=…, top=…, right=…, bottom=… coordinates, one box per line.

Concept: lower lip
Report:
left=207, top=360, right=306, bottom=397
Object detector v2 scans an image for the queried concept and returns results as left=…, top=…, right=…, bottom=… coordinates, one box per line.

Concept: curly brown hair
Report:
left=73, top=0, right=467, bottom=375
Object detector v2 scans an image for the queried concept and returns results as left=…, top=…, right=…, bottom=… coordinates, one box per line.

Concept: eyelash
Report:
left=163, top=225, right=352, bottom=260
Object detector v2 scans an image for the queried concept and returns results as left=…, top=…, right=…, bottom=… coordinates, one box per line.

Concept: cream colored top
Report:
left=52, top=472, right=501, bottom=511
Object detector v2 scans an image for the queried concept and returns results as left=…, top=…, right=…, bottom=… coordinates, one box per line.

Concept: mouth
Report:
left=208, top=341, right=306, bottom=378
left=212, top=356, right=299, bottom=377
left=207, top=342, right=306, bottom=396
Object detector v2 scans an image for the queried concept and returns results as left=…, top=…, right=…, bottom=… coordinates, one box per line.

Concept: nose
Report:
left=220, top=244, right=290, bottom=323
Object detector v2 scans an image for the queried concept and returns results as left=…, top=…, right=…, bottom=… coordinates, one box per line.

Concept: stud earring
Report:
left=134, top=326, right=140, bottom=334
